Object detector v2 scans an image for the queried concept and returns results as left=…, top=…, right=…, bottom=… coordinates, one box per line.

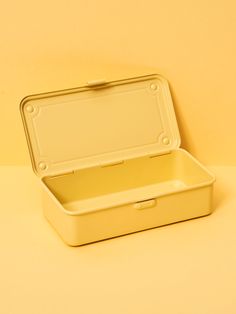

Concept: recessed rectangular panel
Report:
left=21, top=75, right=180, bottom=176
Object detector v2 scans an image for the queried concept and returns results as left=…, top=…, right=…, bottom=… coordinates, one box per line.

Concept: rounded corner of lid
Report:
left=32, top=164, right=41, bottom=177
left=19, top=95, right=32, bottom=113
left=154, top=73, right=169, bottom=84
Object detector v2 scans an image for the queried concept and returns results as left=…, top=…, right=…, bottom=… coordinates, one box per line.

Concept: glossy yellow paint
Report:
left=20, top=74, right=215, bottom=245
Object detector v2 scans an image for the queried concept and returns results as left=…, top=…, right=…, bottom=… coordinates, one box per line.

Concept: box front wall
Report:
left=42, top=181, right=213, bottom=246
left=41, top=186, right=79, bottom=245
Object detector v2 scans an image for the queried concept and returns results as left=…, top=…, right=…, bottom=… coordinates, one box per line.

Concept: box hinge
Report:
left=87, top=79, right=107, bottom=87
left=101, top=160, right=124, bottom=168
left=50, top=170, right=75, bottom=179
left=149, top=150, right=171, bottom=158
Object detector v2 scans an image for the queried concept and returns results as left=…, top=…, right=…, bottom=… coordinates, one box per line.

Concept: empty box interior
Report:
left=43, top=149, right=213, bottom=214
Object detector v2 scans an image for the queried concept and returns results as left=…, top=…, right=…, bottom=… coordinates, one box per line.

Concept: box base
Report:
left=41, top=149, right=215, bottom=246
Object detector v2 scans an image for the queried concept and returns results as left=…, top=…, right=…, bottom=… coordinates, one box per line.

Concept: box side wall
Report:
left=42, top=182, right=213, bottom=246
left=41, top=186, right=80, bottom=246
left=176, top=148, right=215, bottom=184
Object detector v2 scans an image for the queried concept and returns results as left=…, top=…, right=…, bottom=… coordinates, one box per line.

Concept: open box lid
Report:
left=20, top=74, right=180, bottom=177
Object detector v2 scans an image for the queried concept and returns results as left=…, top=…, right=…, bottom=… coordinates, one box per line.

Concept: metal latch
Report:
left=134, top=199, right=156, bottom=210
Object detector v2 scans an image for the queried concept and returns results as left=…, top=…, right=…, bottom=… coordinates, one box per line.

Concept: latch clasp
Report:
left=134, top=199, right=156, bottom=210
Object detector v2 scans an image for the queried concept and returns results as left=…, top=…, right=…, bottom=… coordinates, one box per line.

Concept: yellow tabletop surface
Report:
left=0, top=166, right=235, bottom=314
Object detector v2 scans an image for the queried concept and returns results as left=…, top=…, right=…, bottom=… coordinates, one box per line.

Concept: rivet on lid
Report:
left=38, top=162, right=47, bottom=170
left=162, top=137, right=170, bottom=145
left=150, top=83, right=158, bottom=91
left=26, top=105, right=34, bottom=113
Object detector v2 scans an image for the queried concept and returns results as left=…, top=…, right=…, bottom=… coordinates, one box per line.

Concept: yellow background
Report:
left=1, top=2, right=236, bottom=314
left=1, top=0, right=236, bottom=166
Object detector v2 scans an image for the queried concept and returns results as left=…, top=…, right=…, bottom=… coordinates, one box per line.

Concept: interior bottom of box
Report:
left=43, top=149, right=213, bottom=214
left=63, top=179, right=186, bottom=213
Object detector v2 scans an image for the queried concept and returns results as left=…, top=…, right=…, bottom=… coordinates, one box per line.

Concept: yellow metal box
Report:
left=20, top=74, right=215, bottom=246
